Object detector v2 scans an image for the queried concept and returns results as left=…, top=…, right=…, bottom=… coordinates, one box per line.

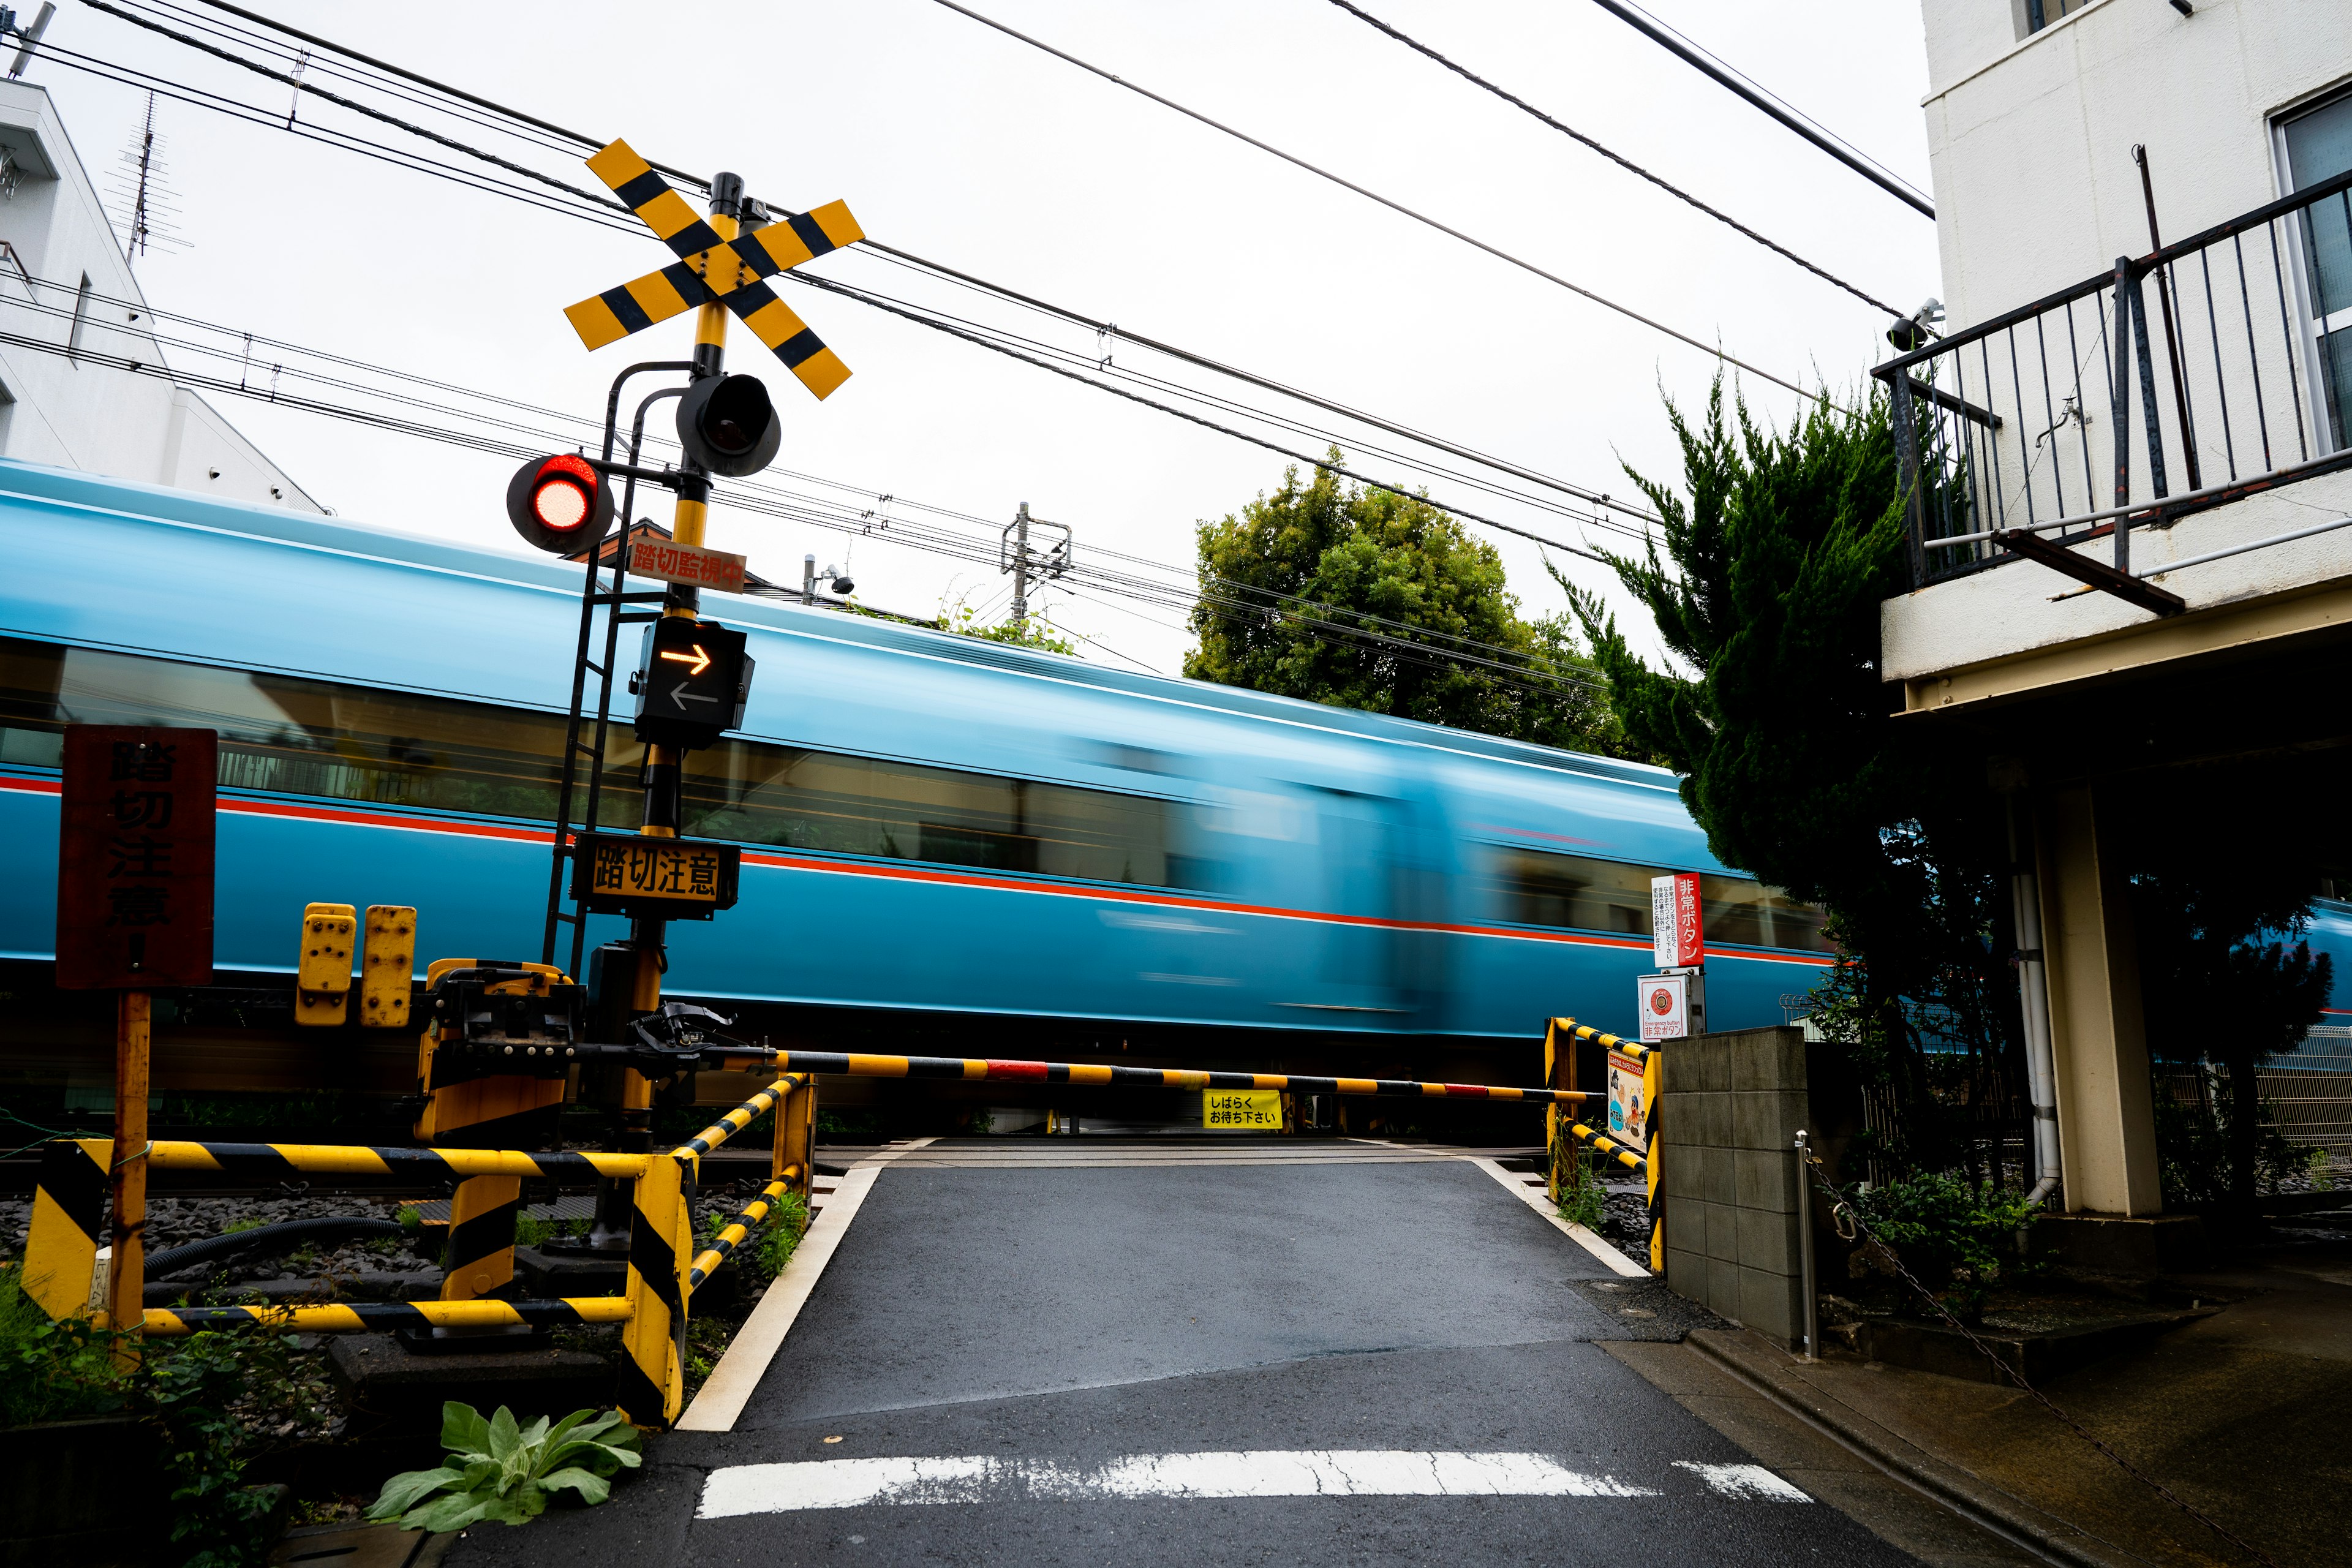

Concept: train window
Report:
left=1698, top=873, right=1833, bottom=953
left=0, top=636, right=1199, bottom=891
left=1485, top=848, right=1656, bottom=935
left=1484, top=844, right=1833, bottom=953
left=673, top=747, right=1196, bottom=888
left=0, top=637, right=583, bottom=821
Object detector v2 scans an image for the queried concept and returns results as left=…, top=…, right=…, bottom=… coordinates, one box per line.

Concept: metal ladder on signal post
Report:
left=540, top=363, right=695, bottom=983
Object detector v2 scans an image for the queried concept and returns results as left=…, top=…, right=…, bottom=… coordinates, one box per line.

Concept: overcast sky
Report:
left=30, top=0, right=1938, bottom=678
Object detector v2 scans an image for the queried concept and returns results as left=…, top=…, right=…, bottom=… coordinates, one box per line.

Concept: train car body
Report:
left=2, top=458, right=2342, bottom=1057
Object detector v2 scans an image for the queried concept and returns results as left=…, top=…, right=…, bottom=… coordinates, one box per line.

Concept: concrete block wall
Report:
left=1660, top=1026, right=1808, bottom=1348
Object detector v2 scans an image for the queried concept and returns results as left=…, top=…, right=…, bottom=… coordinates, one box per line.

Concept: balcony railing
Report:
left=1872, top=165, right=2352, bottom=615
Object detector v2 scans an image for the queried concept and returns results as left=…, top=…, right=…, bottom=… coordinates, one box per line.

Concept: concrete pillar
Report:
left=2033, top=783, right=2163, bottom=1216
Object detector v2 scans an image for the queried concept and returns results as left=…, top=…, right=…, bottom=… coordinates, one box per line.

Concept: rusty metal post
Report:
left=105, top=989, right=149, bottom=1352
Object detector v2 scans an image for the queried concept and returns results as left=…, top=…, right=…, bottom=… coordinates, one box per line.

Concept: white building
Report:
left=1888, top=0, right=2352, bottom=1237
left=0, top=80, right=320, bottom=511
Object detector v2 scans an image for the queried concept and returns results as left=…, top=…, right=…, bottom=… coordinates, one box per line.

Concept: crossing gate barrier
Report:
left=1545, top=1018, right=1665, bottom=1271
left=23, top=1051, right=1593, bottom=1428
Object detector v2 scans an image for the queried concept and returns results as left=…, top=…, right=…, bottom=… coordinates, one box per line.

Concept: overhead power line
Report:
left=1321, top=0, right=1910, bottom=321
left=0, top=281, right=1609, bottom=702
left=922, top=0, right=1824, bottom=402
left=1585, top=0, right=1936, bottom=220
left=45, top=1, right=1654, bottom=558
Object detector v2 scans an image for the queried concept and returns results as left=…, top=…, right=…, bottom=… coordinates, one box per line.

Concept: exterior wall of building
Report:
left=1921, top=0, right=2348, bottom=328
left=1888, top=0, right=2352, bottom=690
left=0, top=81, right=320, bottom=513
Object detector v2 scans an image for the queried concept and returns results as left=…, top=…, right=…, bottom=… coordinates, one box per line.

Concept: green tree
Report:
left=1571, top=376, right=2334, bottom=1197
left=1184, top=456, right=1623, bottom=752
left=1558, top=380, right=1994, bottom=1032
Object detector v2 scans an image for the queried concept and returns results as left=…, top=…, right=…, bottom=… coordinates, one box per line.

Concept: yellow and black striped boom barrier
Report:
left=144, top=1297, right=633, bottom=1337
left=563, top=140, right=863, bottom=400
left=736, top=1050, right=1594, bottom=1106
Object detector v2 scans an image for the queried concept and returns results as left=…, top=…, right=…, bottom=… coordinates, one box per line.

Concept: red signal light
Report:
left=506, top=453, right=614, bottom=555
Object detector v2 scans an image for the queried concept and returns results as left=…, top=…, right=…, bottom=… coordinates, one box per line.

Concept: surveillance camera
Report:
left=831, top=575, right=855, bottom=595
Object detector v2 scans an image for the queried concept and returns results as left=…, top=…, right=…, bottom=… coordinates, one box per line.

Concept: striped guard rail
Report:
left=687, top=1167, right=804, bottom=1292
left=673, top=1076, right=805, bottom=1161
left=1566, top=1120, right=1649, bottom=1173
left=1558, top=1019, right=1655, bottom=1060
left=142, top=1296, right=633, bottom=1336
left=139, top=1142, right=652, bottom=1180
left=747, top=1054, right=1590, bottom=1104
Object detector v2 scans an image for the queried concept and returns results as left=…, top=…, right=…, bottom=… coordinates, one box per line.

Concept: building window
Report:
left=66, top=273, right=91, bottom=360
left=2281, top=89, right=2352, bottom=449
left=2022, top=0, right=2094, bottom=36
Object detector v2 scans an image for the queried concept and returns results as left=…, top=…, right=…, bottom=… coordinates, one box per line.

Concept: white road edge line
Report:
left=697, top=1450, right=1661, bottom=1515
left=676, top=1137, right=939, bottom=1433
left=1464, top=1155, right=1649, bottom=1278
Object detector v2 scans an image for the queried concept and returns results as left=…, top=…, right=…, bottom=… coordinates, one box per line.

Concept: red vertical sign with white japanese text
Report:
left=55, top=726, right=217, bottom=989
left=1649, top=872, right=1703, bottom=968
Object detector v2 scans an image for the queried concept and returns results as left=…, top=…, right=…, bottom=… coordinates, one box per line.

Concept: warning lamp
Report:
left=506, top=453, right=614, bottom=554
left=676, top=372, right=782, bottom=478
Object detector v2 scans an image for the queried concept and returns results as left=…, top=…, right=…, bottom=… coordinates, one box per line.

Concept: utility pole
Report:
left=1001, top=503, right=1070, bottom=631
left=1008, top=502, right=1030, bottom=627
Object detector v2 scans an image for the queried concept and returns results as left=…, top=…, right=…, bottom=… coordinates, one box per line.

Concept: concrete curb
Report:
left=1684, top=1329, right=2132, bottom=1568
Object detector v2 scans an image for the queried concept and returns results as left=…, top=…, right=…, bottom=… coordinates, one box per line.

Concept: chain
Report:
left=1802, top=1153, right=2280, bottom=1568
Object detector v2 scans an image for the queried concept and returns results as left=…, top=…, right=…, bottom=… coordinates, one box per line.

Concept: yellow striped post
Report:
left=23, top=1139, right=108, bottom=1321
left=439, top=1174, right=522, bottom=1303
left=618, top=1152, right=691, bottom=1429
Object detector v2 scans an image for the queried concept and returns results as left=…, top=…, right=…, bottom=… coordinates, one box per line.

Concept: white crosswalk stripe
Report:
left=696, top=1450, right=1812, bottom=1515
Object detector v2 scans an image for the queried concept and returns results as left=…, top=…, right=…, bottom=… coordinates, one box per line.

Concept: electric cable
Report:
left=859, top=241, right=1657, bottom=522
left=179, top=0, right=709, bottom=185
left=0, top=307, right=1607, bottom=699
left=42, top=12, right=1653, bottom=552
left=1321, top=0, right=1910, bottom=320
left=790, top=268, right=1616, bottom=565
left=922, top=0, right=1825, bottom=402
left=1586, top=0, right=1935, bottom=219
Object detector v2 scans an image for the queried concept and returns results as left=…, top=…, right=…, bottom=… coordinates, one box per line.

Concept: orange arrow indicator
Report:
left=659, top=644, right=713, bottom=676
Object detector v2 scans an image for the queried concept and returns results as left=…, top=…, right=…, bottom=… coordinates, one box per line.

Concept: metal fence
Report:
left=2156, top=1026, right=2352, bottom=1174
left=1872, top=164, right=2352, bottom=603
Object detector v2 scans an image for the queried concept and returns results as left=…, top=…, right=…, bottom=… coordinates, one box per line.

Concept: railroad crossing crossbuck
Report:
left=563, top=140, right=864, bottom=399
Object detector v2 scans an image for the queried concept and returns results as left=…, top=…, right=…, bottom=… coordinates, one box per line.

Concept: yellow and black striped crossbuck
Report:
left=564, top=140, right=862, bottom=399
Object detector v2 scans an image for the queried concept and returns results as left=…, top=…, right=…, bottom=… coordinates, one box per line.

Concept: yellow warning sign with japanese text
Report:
left=1203, top=1088, right=1283, bottom=1130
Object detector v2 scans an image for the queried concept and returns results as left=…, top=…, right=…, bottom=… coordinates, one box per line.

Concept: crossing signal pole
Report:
left=503, top=139, right=862, bottom=1420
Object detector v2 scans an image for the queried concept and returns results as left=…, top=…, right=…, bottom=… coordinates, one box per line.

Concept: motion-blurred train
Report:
left=2, top=459, right=2343, bottom=1070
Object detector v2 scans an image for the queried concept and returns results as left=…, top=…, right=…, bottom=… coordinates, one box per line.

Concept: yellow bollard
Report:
left=360, top=906, right=417, bottom=1030
left=295, top=902, right=356, bottom=1026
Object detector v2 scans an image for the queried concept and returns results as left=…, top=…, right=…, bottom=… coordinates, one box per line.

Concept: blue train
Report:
left=1, top=458, right=2342, bottom=1065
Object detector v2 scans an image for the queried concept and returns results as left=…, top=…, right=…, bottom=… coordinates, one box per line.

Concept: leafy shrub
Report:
left=368, top=1402, right=640, bottom=1531
left=2154, top=1085, right=2320, bottom=1208
left=1855, top=1173, right=2037, bottom=1318
left=1550, top=1140, right=1605, bottom=1231
left=0, top=1265, right=129, bottom=1427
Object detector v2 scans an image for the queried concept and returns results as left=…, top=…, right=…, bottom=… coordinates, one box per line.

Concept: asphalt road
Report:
left=448, top=1152, right=1924, bottom=1568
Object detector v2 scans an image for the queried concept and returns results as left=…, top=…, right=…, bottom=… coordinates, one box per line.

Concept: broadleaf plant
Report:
left=368, top=1401, right=641, bottom=1531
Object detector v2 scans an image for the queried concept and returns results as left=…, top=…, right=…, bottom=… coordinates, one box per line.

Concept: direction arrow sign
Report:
left=633, top=616, right=752, bottom=750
